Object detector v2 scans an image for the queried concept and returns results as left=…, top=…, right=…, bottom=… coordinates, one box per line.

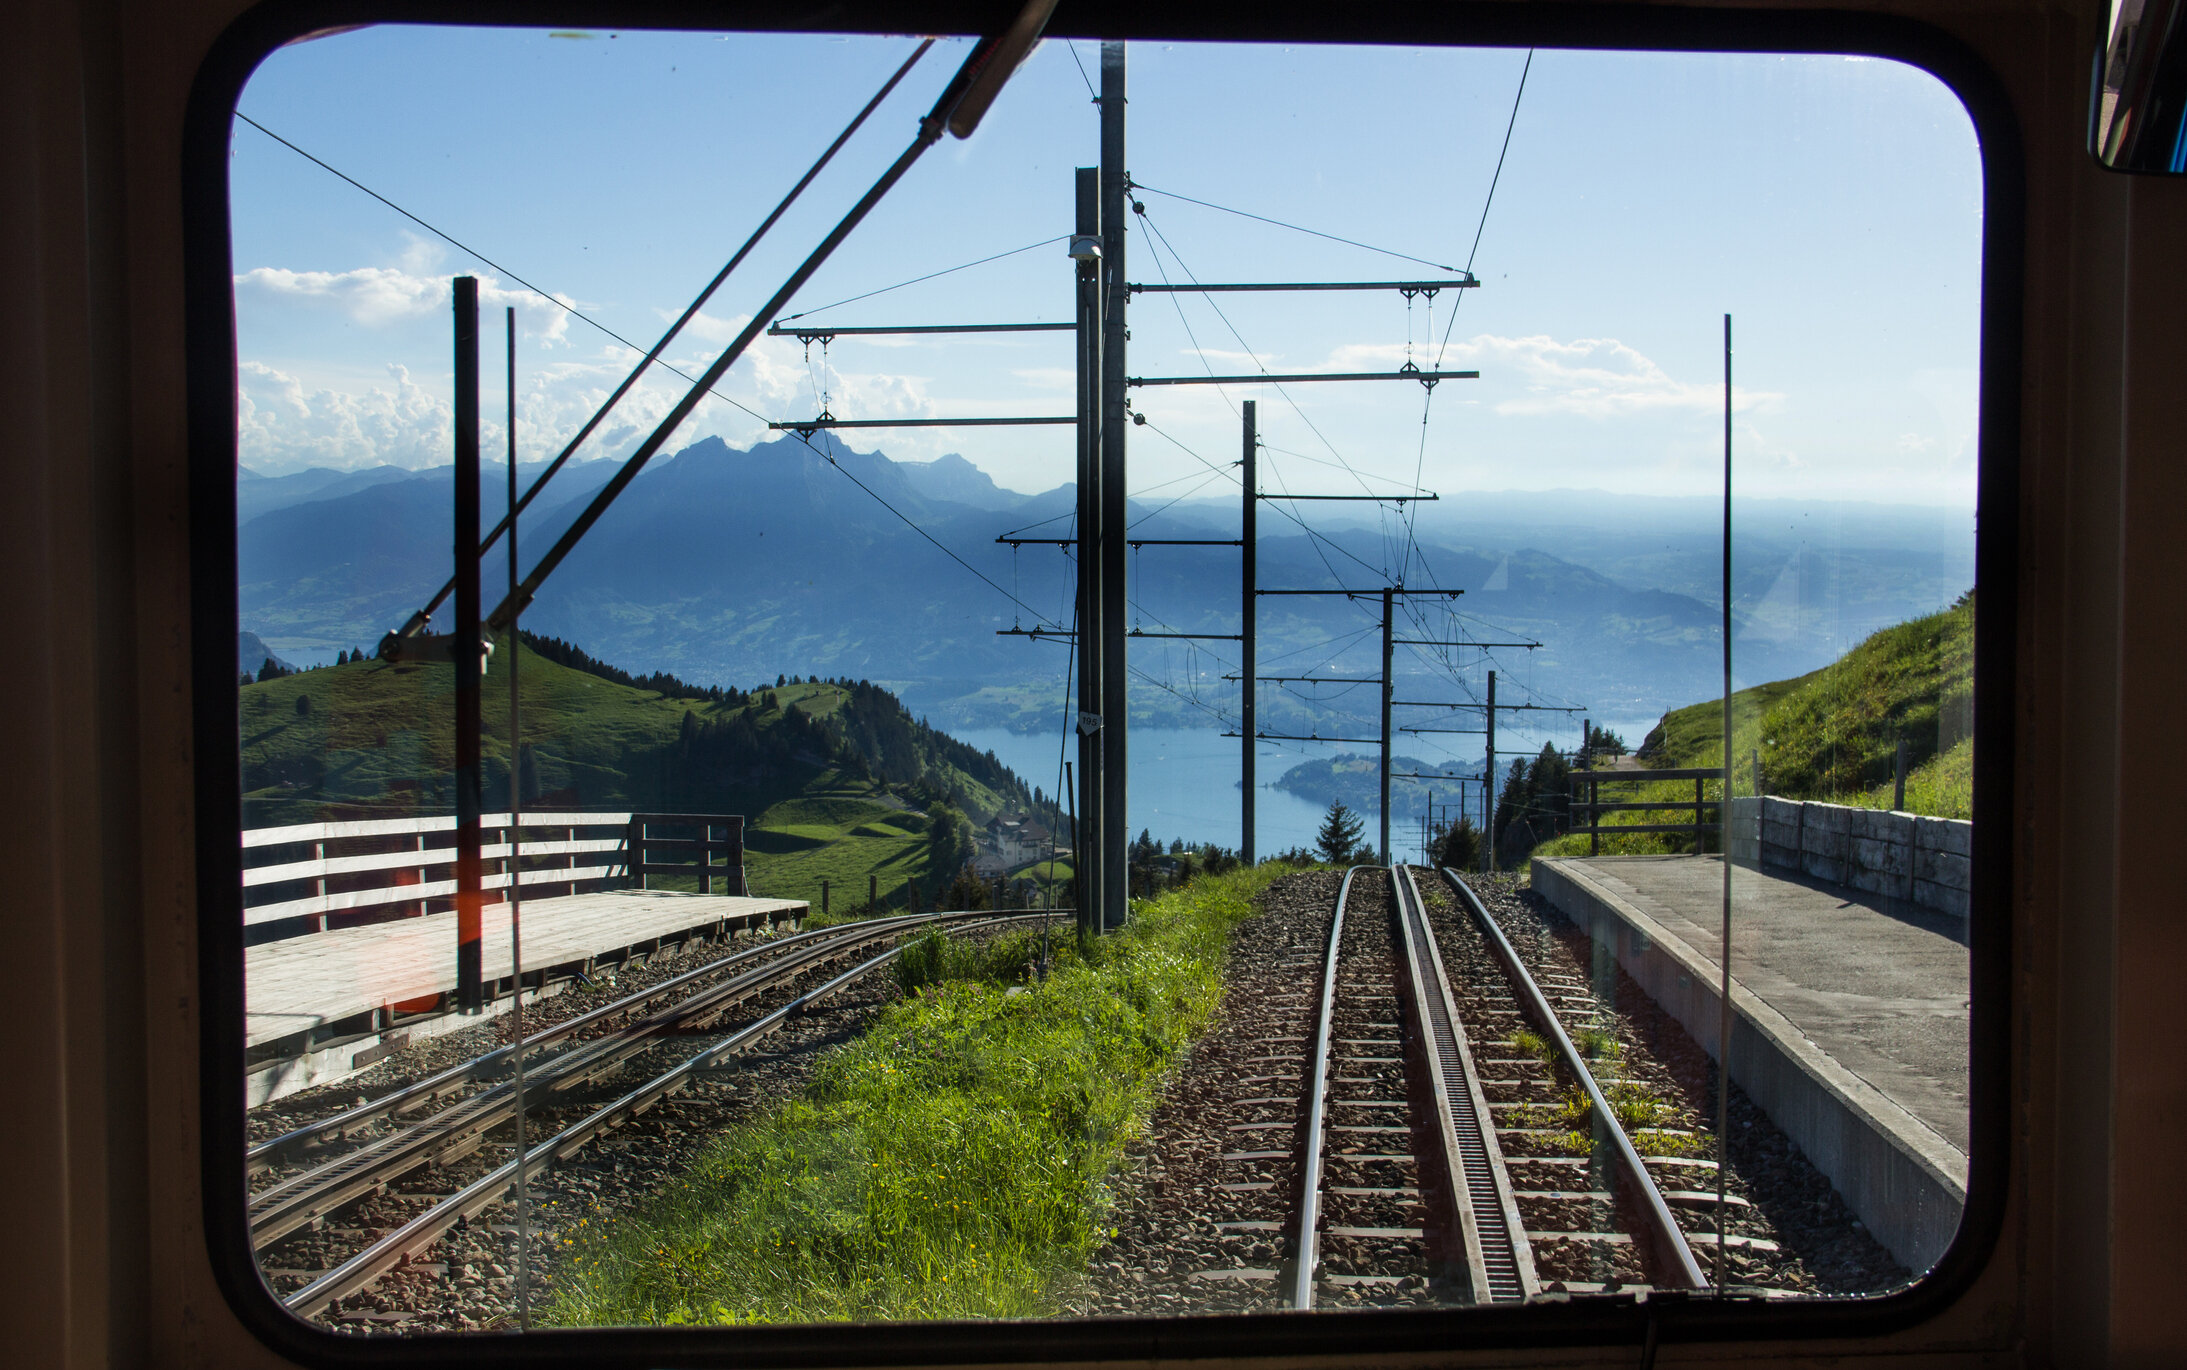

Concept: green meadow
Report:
left=545, top=863, right=1289, bottom=1325
left=1529, top=593, right=1974, bottom=862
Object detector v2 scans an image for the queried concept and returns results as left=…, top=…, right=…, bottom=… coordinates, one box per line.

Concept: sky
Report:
left=229, top=27, right=1986, bottom=508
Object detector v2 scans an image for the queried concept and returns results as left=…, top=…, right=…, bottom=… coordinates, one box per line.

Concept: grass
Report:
left=1844, top=736, right=1973, bottom=821
left=546, top=863, right=1291, bottom=1326
left=240, top=644, right=1063, bottom=921
left=1529, top=768, right=1734, bottom=861
left=1528, top=596, right=1974, bottom=863
left=1643, top=596, right=1972, bottom=814
left=742, top=785, right=930, bottom=917
left=1501, top=1028, right=1699, bottom=1158
left=239, top=648, right=1032, bottom=833
left=891, top=926, right=1057, bottom=993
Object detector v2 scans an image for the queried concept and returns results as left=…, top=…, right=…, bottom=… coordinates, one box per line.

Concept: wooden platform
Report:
left=245, top=890, right=804, bottom=1049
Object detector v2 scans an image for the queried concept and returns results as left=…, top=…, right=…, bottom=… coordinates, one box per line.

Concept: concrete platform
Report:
left=245, top=890, right=803, bottom=1103
left=1531, top=854, right=1968, bottom=1274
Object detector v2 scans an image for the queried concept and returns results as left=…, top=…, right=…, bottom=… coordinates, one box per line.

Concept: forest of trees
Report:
left=1491, top=743, right=1575, bottom=868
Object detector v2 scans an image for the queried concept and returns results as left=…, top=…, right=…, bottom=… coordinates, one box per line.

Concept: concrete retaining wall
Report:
left=1532, top=857, right=1968, bottom=1275
left=1727, top=796, right=1971, bottom=920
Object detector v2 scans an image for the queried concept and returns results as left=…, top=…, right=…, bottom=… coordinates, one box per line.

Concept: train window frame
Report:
left=184, top=1, right=2021, bottom=1362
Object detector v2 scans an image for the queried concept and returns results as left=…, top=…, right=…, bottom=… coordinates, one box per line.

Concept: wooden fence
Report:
left=241, top=810, right=743, bottom=942
left=1567, top=768, right=1724, bottom=855
left=627, top=812, right=748, bottom=895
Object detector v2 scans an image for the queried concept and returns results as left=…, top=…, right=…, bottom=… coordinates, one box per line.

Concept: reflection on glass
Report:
left=230, top=28, right=1980, bottom=1332
left=2093, top=0, right=2187, bottom=172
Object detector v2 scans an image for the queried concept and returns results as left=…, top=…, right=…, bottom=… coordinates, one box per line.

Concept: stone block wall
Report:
left=1727, top=796, right=1971, bottom=919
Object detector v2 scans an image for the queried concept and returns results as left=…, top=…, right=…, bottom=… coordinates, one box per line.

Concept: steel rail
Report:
left=1437, top=867, right=1710, bottom=1291
left=1389, top=865, right=1535, bottom=1303
left=247, top=912, right=943, bottom=1171
left=282, top=912, right=1055, bottom=1317
left=247, top=911, right=1002, bottom=1249
left=1287, top=865, right=1359, bottom=1309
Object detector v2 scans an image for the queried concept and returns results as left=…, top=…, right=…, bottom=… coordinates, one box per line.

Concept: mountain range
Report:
left=236, top=435, right=1974, bottom=737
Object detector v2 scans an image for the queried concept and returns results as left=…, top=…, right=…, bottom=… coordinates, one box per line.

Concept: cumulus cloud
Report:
left=234, top=263, right=578, bottom=346
left=238, top=361, right=454, bottom=470
left=1326, top=335, right=1782, bottom=419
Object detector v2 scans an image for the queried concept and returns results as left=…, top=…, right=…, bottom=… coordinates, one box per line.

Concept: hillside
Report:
left=237, top=634, right=1064, bottom=909
left=1272, top=751, right=1479, bottom=820
left=1639, top=590, right=1973, bottom=816
left=1517, top=593, right=1973, bottom=867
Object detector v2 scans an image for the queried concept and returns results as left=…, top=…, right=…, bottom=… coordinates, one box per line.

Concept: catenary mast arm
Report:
left=388, top=39, right=935, bottom=649
left=476, top=8, right=1058, bottom=633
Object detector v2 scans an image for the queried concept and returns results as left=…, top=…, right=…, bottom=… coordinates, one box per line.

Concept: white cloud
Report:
left=235, top=264, right=577, bottom=346
left=1326, top=334, right=1783, bottom=419
left=238, top=361, right=454, bottom=471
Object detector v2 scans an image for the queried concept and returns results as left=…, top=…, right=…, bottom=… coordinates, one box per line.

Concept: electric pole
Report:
left=1381, top=587, right=1395, bottom=864
left=453, top=277, right=484, bottom=1011
left=1486, top=670, right=1497, bottom=872
left=1072, top=165, right=1103, bottom=941
left=1098, top=40, right=1130, bottom=932
left=1240, top=400, right=1256, bottom=865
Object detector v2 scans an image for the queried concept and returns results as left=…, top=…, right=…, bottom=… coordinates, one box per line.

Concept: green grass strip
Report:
left=546, top=863, right=1291, bottom=1326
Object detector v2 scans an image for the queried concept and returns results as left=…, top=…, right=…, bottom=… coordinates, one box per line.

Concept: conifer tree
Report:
left=1315, top=801, right=1367, bottom=865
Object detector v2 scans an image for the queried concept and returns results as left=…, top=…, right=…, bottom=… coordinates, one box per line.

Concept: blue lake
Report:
left=948, top=727, right=1462, bottom=861
left=947, top=712, right=1664, bottom=861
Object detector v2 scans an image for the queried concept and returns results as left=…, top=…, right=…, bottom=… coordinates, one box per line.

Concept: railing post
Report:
left=733, top=816, right=747, bottom=896
left=629, top=816, right=645, bottom=891
left=1589, top=776, right=1601, bottom=857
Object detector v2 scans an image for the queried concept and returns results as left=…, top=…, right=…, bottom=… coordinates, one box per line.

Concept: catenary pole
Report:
left=1099, top=40, right=1130, bottom=931
left=1073, top=165, right=1103, bottom=942
left=1241, top=400, right=1257, bottom=865
left=1717, top=313, right=1734, bottom=1285
left=503, top=307, right=530, bottom=1328
left=1380, top=588, right=1395, bottom=864
left=452, top=278, right=484, bottom=1012
left=1485, top=670, right=1498, bottom=874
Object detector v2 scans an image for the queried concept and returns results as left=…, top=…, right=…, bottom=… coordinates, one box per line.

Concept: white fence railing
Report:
left=240, top=811, right=745, bottom=936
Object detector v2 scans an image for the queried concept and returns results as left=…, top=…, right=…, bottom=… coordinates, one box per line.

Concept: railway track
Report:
left=254, top=910, right=1050, bottom=1317
left=1197, top=865, right=1713, bottom=1307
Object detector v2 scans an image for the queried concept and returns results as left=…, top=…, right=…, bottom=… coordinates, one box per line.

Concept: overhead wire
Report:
left=240, top=35, right=937, bottom=611
left=1135, top=206, right=1408, bottom=575
left=1065, top=41, right=1099, bottom=101
left=247, top=65, right=1064, bottom=632
left=1129, top=467, right=1231, bottom=528
left=1405, top=48, right=1535, bottom=583
left=1128, top=180, right=1459, bottom=272
left=777, top=234, right=1070, bottom=321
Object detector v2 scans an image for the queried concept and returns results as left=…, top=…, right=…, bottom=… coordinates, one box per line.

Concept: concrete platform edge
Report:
left=1531, top=857, right=1967, bottom=1275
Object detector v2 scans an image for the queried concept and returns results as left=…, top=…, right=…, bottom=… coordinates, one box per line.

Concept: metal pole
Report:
left=502, top=306, right=530, bottom=1329
left=453, top=278, right=484, bottom=1012
left=1241, top=400, right=1257, bottom=865
left=1073, top=165, right=1103, bottom=943
left=1485, top=670, right=1498, bottom=874
left=1065, top=760, right=1083, bottom=932
left=1099, top=40, right=1130, bottom=932
left=1716, top=312, right=1734, bottom=1286
left=1894, top=735, right=1908, bottom=812
left=1380, top=587, right=1394, bottom=865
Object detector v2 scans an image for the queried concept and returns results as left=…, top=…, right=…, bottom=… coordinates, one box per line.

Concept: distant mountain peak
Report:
left=896, top=450, right=1017, bottom=511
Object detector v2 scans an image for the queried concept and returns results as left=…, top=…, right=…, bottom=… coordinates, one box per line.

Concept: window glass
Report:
left=229, top=28, right=1980, bottom=1333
